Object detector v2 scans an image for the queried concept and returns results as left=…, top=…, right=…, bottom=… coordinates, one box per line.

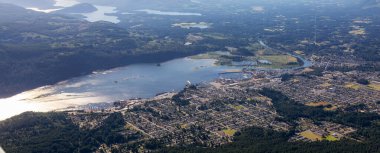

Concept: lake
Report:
left=0, top=47, right=312, bottom=120
left=0, top=57, right=247, bottom=120
left=81, top=5, right=120, bottom=23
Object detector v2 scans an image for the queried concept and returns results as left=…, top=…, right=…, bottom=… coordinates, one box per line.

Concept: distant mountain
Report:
left=77, top=0, right=198, bottom=11
left=0, top=2, right=32, bottom=16
left=0, top=0, right=196, bottom=11
left=0, top=3, right=55, bottom=23
left=0, top=0, right=56, bottom=9
left=53, top=3, right=97, bottom=14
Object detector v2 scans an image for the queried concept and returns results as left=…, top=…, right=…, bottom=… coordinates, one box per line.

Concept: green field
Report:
left=345, top=83, right=361, bottom=90
left=325, top=135, right=339, bottom=141
left=223, top=128, right=237, bottom=136
left=300, top=130, right=323, bottom=141
left=368, top=83, right=380, bottom=91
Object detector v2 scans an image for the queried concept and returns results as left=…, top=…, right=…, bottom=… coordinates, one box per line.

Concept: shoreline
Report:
left=0, top=41, right=314, bottom=121
left=0, top=50, right=207, bottom=99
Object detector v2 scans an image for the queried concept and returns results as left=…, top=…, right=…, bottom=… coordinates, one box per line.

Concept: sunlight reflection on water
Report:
left=0, top=58, right=223, bottom=120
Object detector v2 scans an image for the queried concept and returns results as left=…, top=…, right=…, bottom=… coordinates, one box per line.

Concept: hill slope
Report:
left=0, top=3, right=197, bottom=97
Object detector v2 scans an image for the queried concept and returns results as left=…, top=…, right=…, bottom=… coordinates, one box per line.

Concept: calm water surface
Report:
left=81, top=5, right=120, bottom=23
left=0, top=47, right=312, bottom=120
left=0, top=58, right=243, bottom=120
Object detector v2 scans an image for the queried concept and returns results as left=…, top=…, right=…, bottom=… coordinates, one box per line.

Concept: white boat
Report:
left=0, top=146, right=5, bottom=153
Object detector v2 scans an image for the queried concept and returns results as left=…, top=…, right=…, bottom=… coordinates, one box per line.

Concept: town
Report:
left=66, top=60, right=379, bottom=151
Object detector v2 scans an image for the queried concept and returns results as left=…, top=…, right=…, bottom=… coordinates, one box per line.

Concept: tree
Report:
left=356, top=79, right=370, bottom=85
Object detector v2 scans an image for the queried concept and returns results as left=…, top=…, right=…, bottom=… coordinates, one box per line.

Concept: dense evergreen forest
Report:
left=0, top=112, right=129, bottom=153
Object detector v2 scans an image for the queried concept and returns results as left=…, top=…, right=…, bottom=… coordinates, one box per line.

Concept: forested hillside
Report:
left=0, top=3, right=203, bottom=97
